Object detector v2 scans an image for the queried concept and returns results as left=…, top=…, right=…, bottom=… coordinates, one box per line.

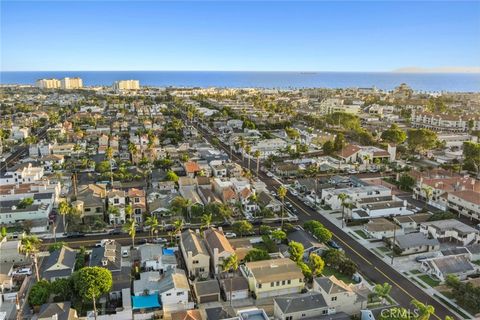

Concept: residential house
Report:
left=138, top=244, right=177, bottom=273
left=275, top=163, right=300, bottom=178
left=193, top=279, right=221, bottom=303
left=240, top=258, right=304, bottom=299
left=42, top=246, right=76, bottom=281
left=257, top=191, right=282, bottom=213
left=393, top=233, right=440, bottom=256
left=363, top=218, right=403, bottom=240
left=421, top=254, right=477, bottom=281
left=37, top=302, right=79, bottom=320
left=128, top=188, right=146, bottom=224
left=220, top=276, right=249, bottom=301
left=393, top=213, right=431, bottom=233
left=0, top=163, right=44, bottom=186
left=313, top=276, right=369, bottom=315
left=287, top=229, right=329, bottom=260
left=447, top=190, right=480, bottom=222
left=74, top=184, right=107, bottom=222
left=107, top=189, right=126, bottom=225
left=158, top=269, right=193, bottom=313
left=321, top=185, right=392, bottom=211
left=171, top=310, right=204, bottom=320
left=419, top=219, right=480, bottom=246
left=273, top=292, right=330, bottom=320
left=0, top=238, right=28, bottom=264
left=204, top=228, right=235, bottom=275
left=185, top=161, right=202, bottom=178
left=180, top=230, right=210, bottom=278
left=89, top=239, right=122, bottom=273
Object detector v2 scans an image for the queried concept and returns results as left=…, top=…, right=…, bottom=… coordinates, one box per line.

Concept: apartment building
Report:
left=411, top=111, right=479, bottom=133
left=0, top=163, right=44, bottom=186
left=36, top=78, right=61, bottom=89
left=446, top=190, right=480, bottom=222
left=113, top=80, right=140, bottom=91
left=60, top=77, right=83, bottom=89
left=419, top=219, right=479, bottom=246
left=321, top=185, right=392, bottom=210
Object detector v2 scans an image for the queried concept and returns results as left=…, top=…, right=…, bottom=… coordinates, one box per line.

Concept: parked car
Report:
left=225, top=232, right=237, bottom=239
left=327, top=240, right=341, bottom=250
left=109, top=229, right=122, bottom=235
left=65, top=232, right=85, bottom=238
left=95, top=239, right=109, bottom=247
left=152, top=237, right=168, bottom=244
left=13, top=268, right=32, bottom=276
left=122, top=249, right=129, bottom=258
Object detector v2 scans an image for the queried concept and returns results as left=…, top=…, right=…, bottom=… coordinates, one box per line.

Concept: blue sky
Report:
left=1, top=1, right=479, bottom=71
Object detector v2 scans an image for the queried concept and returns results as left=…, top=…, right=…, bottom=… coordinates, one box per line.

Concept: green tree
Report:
left=73, top=267, right=113, bottom=320
left=270, top=229, right=286, bottom=244
left=463, top=141, right=480, bottom=175
left=166, top=170, right=179, bottom=182
left=1, top=226, right=6, bottom=238
left=374, top=282, right=392, bottom=304
left=313, top=226, right=332, bottom=243
left=51, top=277, right=73, bottom=300
left=18, top=197, right=34, bottom=209
left=232, top=220, right=253, bottom=237
left=201, top=213, right=213, bottom=231
left=28, top=280, right=51, bottom=306
left=398, top=174, right=415, bottom=191
left=407, top=129, right=437, bottom=153
left=333, top=133, right=346, bottom=152
left=48, top=241, right=65, bottom=253
left=381, top=124, right=407, bottom=145
left=322, top=140, right=335, bottom=155
left=254, top=150, right=261, bottom=176
left=288, top=241, right=304, bottom=263
left=123, top=218, right=136, bottom=248
left=20, top=235, right=42, bottom=281
left=297, top=261, right=312, bottom=280
left=244, top=248, right=270, bottom=262
left=145, top=216, right=159, bottom=238
left=411, top=299, right=435, bottom=320
left=309, top=253, right=325, bottom=277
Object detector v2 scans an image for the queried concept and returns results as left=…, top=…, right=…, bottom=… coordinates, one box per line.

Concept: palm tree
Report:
left=172, top=219, right=184, bottom=243
left=201, top=213, right=213, bottom=231
left=125, top=204, right=133, bottom=218
left=363, top=154, right=371, bottom=170
left=128, top=142, right=137, bottom=163
left=107, top=206, right=120, bottom=227
left=58, top=200, right=71, bottom=235
left=145, top=216, right=159, bottom=238
left=338, top=193, right=350, bottom=228
left=239, top=138, right=246, bottom=163
left=20, top=236, right=42, bottom=281
left=254, top=150, right=261, bottom=177
left=277, top=185, right=288, bottom=229
left=411, top=299, right=435, bottom=320
left=245, top=144, right=252, bottom=171
left=123, top=218, right=137, bottom=248
left=222, top=254, right=239, bottom=306
left=106, top=146, right=114, bottom=186
left=421, top=186, right=433, bottom=209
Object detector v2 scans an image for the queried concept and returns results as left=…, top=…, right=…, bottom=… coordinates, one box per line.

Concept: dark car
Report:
left=66, top=232, right=85, bottom=238
left=327, top=240, right=341, bottom=250
left=109, top=229, right=122, bottom=235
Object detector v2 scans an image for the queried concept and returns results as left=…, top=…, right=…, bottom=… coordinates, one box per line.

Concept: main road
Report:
left=190, top=119, right=456, bottom=320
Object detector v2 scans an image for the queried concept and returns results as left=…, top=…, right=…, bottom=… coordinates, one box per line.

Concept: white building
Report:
left=321, top=185, right=392, bottom=210
left=60, top=77, right=83, bottom=89
left=107, top=189, right=126, bottom=225
left=0, top=163, right=44, bottom=186
left=11, top=126, right=30, bottom=140
left=447, top=190, right=480, bottom=222
left=419, top=219, right=479, bottom=246
left=250, top=138, right=289, bottom=159
left=36, top=78, right=61, bottom=89
left=113, top=80, right=140, bottom=91
left=411, top=111, right=479, bottom=133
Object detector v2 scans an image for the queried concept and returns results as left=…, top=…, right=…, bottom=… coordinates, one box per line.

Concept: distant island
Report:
left=393, top=66, right=480, bottom=73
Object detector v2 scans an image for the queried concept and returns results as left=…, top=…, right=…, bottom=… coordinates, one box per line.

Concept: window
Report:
left=114, top=198, right=119, bottom=204
left=166, top=293, right=171, bottom=296
left=135, top=197, right=140, bottom=203
left=322, top=310, right=328, bottom=315
left=270, top=282, right=274, bottom=287
left=331, top=296, right=337, bottom=301
left=135, top=208, right=142, bottom=215
left=287, top=280, right=291, bottom=285
left=177, top=292, right=183, bottom=296
left=193, top=260, right=199, bottom=264
left=286, top=317, right=293, bottom=320
left=85, top=208, right=91, bottom=212
left=276, top=281, right=280, bottom=286
left=301, top=314, right=306, bottom=317
left=282, top=280, right=285, bottom=285
left=258, top=283, right=262, bottom=289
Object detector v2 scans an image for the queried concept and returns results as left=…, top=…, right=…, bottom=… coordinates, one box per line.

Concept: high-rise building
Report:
left=60, top=77, right=83, bottom=89
left=35, top=78, right=61, bottom=89
left=113, top=80, right=140, bottom=91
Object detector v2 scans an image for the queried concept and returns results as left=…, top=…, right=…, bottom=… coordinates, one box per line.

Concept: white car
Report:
left=13, top=268, right=32, bottom=276
left=122, top=249, right=129, bottom=258
left=153, top=237, right=168, bottom=244
left=225, top=232, right=237, bottom=239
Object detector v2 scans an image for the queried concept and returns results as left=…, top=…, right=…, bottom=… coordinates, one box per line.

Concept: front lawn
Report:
left=322, top=266, right=354, bottom=284
left=418, top=274, right=440, bottom=287
left=354, top=230, right=370, bottom=239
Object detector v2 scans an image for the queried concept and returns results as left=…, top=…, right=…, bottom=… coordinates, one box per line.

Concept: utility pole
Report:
left=391, top=215, right=397, bottom=265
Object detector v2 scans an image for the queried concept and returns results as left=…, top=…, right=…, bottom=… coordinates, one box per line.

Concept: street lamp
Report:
left=390, top=214, right=397, bottom=265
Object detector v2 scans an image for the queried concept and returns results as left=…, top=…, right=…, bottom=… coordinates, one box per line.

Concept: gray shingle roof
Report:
left=395, top=233, right=439, bottom=250
left=427, top=255, right=475, bottom=275
left=274, top=292, right=327, bottom=314
left=181, top=229, right=208, bottom=256
left=42, top=247, right=76, bottom=280
left=194, top=279, right=220, bottom=296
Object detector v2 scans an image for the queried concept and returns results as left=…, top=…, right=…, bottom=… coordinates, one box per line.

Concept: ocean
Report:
left=1, top=71, right=480, bottom=92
